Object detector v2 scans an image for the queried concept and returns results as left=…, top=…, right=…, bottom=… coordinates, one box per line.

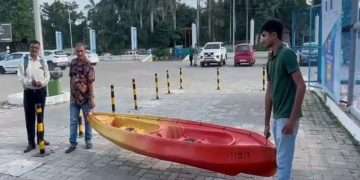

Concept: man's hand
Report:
left=264, top=125, right=271, bottom=139
left=282, top=119, right=298, bottom=135
left=32, top=80, right=42, bottom=87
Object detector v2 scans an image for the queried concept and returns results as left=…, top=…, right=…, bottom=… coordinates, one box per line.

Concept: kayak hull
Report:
left=89, top=112, right=277, bottom=176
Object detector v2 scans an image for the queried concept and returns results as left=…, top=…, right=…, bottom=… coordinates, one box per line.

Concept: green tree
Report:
left=0, top=0, right=34, bottom=42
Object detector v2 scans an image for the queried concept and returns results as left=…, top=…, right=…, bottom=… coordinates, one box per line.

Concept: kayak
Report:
left=88, top=112, right=277, bottom=176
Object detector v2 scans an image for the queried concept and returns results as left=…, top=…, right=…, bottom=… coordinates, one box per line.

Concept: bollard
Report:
left=217, top=67, right=220, bottom=90
left=155, top=73, right=159, bottom=100
left=36, top=104, right=45, bottom=154
left=132, top=79, right=138, bottom=110
left=110, top=85, right=116, bottom=113
left=179, top=68, right=183, bottom=89
left=166, top=70, right=171, bottom=94
left=262, top=66, right=266, bottom=91
left=78, top=111, right=84, bottom=137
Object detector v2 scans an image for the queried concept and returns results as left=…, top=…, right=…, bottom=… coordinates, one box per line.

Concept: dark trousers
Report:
left=23, top=87, right=47, bottom=146
left=189, top=55, right=193, bottom=66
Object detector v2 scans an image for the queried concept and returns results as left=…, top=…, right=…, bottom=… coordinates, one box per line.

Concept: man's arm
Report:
left=282, top=70, right=306, bottom=135
left=264, top=81, right=272, bottom=138
left=289, top=71, right=306, bottom=121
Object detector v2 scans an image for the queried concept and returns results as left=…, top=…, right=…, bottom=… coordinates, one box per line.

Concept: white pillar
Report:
left=33, top=0, right=44, bottom=56
left=192, top=23, right=197, bottom=48
left=315, top=15, right=319, bottom=45
left=250, top=19, right=255, bottom=46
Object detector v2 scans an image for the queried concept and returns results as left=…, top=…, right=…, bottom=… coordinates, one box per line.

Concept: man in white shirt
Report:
left=18, top=40, right=50, bottom=153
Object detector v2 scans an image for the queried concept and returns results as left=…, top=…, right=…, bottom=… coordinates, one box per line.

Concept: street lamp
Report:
left=68, top=8, right=74, bottom=51
left=33, top=0, right=44, bottom=56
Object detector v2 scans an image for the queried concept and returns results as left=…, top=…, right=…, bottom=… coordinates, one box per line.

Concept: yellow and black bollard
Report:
left=110, top=84, right=116, bottom=113
left=262, top=66, right=266, bottom=91
left=217, top=67, right=220, bottom=90
left=179, top=68, right=183, bottom=89
left=132, top=79, right=138, bottom=110
left=166, top=70, right=171, bottom=94
left=78, top=111, right=84, bottom=137
left=36, top=104, right=45, bottom=154
left=155, top=73, right=159, bottom=100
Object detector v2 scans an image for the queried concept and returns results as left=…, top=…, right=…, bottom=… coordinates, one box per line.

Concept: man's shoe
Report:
left=85, top=143, right=93, bottom=149
left=65, top=145, right=76, bottom=154
left=24, top=145, right=36, bottom=153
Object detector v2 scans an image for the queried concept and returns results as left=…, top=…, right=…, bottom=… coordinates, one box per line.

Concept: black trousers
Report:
left=23, top=87, right=47, bottom=146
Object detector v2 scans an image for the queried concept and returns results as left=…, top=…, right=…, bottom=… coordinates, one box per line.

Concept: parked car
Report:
left=0, top=52, right=8, bottom=61
left=87, top=50, right=99, bottom=65
left=299, top=42, right=319, bottom=66
left=234, top=43, right=256, bottom=66
left=68, top=50, right=99, bottom=65
left=44, top=50, right=70, bottom=70
left=199, top=42, right=227, bottom=67
left=0, top=52, right=29, bottom=74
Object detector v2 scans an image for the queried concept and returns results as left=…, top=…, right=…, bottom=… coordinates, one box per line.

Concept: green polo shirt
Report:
left=266, top=46, right=301, bottom=119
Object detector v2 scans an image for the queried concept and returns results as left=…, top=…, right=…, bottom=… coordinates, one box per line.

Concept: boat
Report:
left=88, top=112, right=277, bottom=176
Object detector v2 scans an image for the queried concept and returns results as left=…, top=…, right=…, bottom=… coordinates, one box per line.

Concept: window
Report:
left=55, top=51, right=66, bottom=55
left=204, top=44, right=220, bottom=49
left=7, top=54, right=23, bottom=60
left=44, top=51, right=52, bottom=56
left=330, top=0, right=333, bottom=10
left=325, top=1, right=328, bottom=11
left=236, top=45, right=250, bottom=52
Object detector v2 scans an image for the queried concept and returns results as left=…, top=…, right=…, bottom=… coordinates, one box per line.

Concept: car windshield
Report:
left=55, top=51, right=66, bottom=55
left=44, top=51, right=52, bottom=56
left=204, top=44, right=220, bottom=49
left=236, top=45, right=250, bottom=52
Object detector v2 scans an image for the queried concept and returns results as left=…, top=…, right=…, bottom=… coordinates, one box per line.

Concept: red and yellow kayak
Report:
left=89, top=112, right=276, bottom=176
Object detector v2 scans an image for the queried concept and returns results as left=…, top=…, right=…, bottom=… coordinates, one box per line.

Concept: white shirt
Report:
left=17, top=56, right=50, bottom=90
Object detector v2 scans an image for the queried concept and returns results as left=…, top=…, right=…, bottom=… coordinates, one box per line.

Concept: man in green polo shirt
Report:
left=261, top=19, right=306, bottom=180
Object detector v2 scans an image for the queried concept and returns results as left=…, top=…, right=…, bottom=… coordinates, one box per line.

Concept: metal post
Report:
left=217, top=67, right=220, bottom=90
left=68, top=8, right=73, bottom=51
left=263, top=66, right=266, bottom=91
left=347, top=0, right=360, bottom=106
left=78, top=111, right=84, bottom=137
left=179, top=68, right=183, bottom=89
left=246, top=0, right=249, bottom=43
left=166, top=70, right=171, bottom=94
left=36, top=104, right=45, bottom=154
left=132, top=79, right=138, bottom=110
left=110, top=85, right=116, bottom=113
left=155, top=73, right=159, bottom=100
left=197, top=0, right=200, bottom=45
left=232, top=0, right=236, bottom=60
left=33, top=0, right=44, bottom=56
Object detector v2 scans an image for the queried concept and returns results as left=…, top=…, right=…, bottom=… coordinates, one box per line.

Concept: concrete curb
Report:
left=310, top=87, right=360, bottom=143
left=7, top=92, right=70, bottom=106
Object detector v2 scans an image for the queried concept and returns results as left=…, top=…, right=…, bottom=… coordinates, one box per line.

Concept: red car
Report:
left=234, top=44, right=256, bottom=66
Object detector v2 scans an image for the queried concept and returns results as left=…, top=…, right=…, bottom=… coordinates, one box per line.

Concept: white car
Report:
left=87, top=50, right=99, bottom=65
left=0, top=52, right=29, bottom=74
left=69, top=50, right=99, bottom=65
left=44, top=50, right=70, bottom=70
left=199, top=42, right=227, bottom=67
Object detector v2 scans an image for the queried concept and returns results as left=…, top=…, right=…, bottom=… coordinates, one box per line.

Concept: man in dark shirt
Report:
left=261, top=19, right=306, bottom=180
left=65, top=43, right=95, bottom=154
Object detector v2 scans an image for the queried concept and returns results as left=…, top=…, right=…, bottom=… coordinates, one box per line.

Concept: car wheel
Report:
left=0, top=66, right=5, bottom=74
left=47, top=62, right=55, bottom=71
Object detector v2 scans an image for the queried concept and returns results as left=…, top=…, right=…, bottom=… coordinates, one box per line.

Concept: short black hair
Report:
left=261, top=19, right=283, bottom=40
left=29, top=40, right=40, bottom=45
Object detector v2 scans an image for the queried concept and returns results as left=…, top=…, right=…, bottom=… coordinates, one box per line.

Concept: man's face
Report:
left=260, top=31, right=276, bottom=49
left=75, top=46, right=86, bottom=60
left=30, top=43, right=40, bottom=57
